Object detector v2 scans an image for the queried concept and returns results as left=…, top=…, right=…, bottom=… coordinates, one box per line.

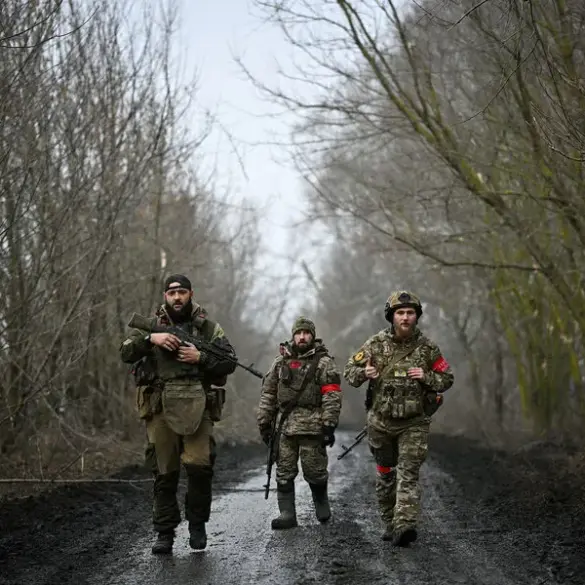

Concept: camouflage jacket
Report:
left=257, top=340, right=342, bottom=436
left=119, top=303, right=237, bottom=383
left=343, top=327, right=453, bottom=433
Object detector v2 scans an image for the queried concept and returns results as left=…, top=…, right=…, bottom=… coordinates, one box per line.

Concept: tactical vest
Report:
left=277, top=354, right=323, bottom=409
left=374, top=339, right=427, bottom=420
left=152, top=312, right=213, bottom=381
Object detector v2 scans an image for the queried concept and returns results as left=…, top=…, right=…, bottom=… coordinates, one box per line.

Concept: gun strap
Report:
left=377, top=339, right=424, bottom=380
left=276, top=349, right=325, bottom=433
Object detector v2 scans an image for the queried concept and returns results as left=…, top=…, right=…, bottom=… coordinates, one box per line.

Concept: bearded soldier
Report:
left=257, top=317, right=342, bottom=529
left=119, top=274, right=237, bottom=554
left=343, top=291, right=454, bottom=546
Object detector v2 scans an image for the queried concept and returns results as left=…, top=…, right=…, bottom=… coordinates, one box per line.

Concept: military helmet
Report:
left=384, top=290, right=422, bottom=323
left=291, top=316, right=316, bottom=338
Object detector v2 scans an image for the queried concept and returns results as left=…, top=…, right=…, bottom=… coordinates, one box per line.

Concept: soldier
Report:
left=343, top=291, right=454, bottom=546
left=119, top=274, right=237, bottom=554
left=257, top=316, right=342, bottom=529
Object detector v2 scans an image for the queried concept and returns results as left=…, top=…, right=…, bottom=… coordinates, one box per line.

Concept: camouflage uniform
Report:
left=120, top=300, right=236, bottom=552
left=343, top=291, right=453, bottom=546
left=257, top=317, right=342, bottom=528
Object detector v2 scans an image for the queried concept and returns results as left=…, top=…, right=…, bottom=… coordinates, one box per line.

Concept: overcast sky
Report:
left=178, top=1, right=312, bottom=280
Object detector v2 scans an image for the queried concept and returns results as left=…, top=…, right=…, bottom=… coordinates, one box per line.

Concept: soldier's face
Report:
left=164, top=287, right=192, bottom=311
left=393, top=307, right=417, bottom=337
left=293, top=330, right=313, bottom=348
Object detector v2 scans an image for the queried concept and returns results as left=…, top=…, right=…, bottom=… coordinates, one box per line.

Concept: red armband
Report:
left=321, top=383, right=341, bottom=394
left=432, top=356, right=449, bottom=373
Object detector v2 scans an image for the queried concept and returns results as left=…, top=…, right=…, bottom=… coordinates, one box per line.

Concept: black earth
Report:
left=1, top=433, right=584, bottom=585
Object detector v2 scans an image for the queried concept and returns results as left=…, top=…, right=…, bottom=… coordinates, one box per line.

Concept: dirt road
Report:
left=1, top=432, right=584, bottom=585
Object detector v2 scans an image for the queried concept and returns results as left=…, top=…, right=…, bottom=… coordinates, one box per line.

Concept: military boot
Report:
left=309, top=482, right=331, bottom=523
left=381, top=524, right=394, bottom=541
left=392, top=526, right=417, bottom=547
left=271, top=481, right=298, bottom=530
left=151, top=531, right=174, bottom=555
left=188, top=522, right=207, bottom=550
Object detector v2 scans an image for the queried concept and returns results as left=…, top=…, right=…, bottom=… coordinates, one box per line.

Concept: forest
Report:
left=1, top=0, right=584, bottom=483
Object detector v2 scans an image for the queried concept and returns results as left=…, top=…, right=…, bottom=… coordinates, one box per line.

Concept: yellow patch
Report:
left=122, top=339, right=132, bottom=346
left=353, top=351, right=365, bottom=362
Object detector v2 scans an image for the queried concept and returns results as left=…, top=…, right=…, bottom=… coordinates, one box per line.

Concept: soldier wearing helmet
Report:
left=343, top=290, right=454, bottom=546
left=257, top=316, right=342, bottom=530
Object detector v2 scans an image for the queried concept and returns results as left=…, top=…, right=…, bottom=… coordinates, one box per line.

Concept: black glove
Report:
left=259, top=424, right=272, bottom=446
left=322, top=425, right=336, bottom=448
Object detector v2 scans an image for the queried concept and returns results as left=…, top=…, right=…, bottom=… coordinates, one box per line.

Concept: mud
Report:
left=1, top=432, right=584, bottom=585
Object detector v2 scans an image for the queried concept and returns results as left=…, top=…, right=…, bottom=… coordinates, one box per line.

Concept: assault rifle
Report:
left=337, top=426, right=367, bottom=460
left=263, top=416, right=278, bottom=499
left=128, top=312, right=263, bottom=379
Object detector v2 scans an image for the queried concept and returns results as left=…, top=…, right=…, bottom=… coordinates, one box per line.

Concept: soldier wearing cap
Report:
left=257, top=316, right=342, bottom=529
left=343, top=291, right=454, bottom=546
left=119, top=274, right=237, bottom=554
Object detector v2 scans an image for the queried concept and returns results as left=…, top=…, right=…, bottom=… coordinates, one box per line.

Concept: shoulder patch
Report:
left=122, top=339, right=132, bottom=346
left=353, top=350, right=367, bottom=364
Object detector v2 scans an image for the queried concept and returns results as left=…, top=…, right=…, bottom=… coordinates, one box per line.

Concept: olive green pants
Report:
left=145, top=411, right=216, bottom=533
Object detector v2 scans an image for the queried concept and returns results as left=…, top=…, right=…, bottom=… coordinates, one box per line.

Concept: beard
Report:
left=165, top=299, right=193, bottom=323
left=293, top=339, right=314, bottom=354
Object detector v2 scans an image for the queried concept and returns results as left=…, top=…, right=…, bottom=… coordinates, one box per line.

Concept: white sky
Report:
left=178, top=1, right=310, bottom=270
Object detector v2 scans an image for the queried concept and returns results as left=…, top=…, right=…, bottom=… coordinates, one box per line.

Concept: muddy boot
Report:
left=271, top=481, right=298, bottom=530
left=392, top=526, right=417, bottom=547
left=382, top=525, right=394, bottom=541
left=151, top=531, right=174, bottom=555
left=188, top=522, right=207, bottom=550
left=309, top=482, right=331, bottom=523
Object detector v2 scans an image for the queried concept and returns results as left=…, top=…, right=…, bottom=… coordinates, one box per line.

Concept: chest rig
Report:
left=152, top=311, right=209, bottom=381
left=373, top=335, right=427, bottom=419
left=277, top=353, right=323, bottom=410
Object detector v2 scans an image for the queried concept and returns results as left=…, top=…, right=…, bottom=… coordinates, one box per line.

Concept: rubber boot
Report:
left=309, top=482, right=331, bottom=523
left=271, top=481, right=298, bottom=530
left=151, top=530, right=174, bottom=554
left=188, top=522, right=207, bottom=550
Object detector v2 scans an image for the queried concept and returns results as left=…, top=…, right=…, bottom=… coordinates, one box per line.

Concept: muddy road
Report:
left=1, top=432, right=584, bottom=585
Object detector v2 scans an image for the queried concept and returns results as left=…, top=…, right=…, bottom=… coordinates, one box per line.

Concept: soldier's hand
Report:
left=259, top=424, right=272, bottom=446
left=150, top=333, right=181, bottom=352
left=177, top=342, right=201, bottom=364
left=322, top=425, right=336, bottom=448
left=407, top=367, right=425, bottom=380
left=365, top=357, right=379, bottom=379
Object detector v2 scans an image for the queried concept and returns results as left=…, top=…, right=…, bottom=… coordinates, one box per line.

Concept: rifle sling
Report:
left=376, top=339, right=424, bottom=384
left=275, top=350, right=325, bottom=434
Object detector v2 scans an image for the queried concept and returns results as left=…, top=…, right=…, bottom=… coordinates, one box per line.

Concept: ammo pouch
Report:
left=135, top=385, right=162, bottom=420
left=423, top=391, right=443, bottom=417
left=205, top=386, right=226, bottom=422
left=131, top=356, right=157, bottom=386
left=131, top=357, right=162, bottom=420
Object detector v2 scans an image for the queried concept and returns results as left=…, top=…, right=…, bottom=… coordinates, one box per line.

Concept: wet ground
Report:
left=1, top=432, right=584, bottom=585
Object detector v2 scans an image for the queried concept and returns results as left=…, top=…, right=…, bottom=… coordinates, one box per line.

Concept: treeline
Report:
left=0, top=0, right=284, bottom=473
left=250, top=0, right=585, bottom=441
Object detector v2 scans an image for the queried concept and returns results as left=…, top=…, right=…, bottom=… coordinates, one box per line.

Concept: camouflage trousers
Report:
left=276, top=434, right=328, bottom=486
left=145, top=410, right=216, bottom=533
left=368, top=422, right=429, bottom=531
